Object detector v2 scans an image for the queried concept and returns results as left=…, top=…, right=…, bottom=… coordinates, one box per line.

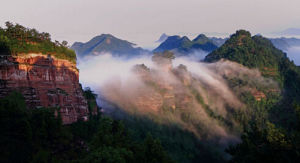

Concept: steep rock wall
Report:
left=0, top=53, right=89, bottom=124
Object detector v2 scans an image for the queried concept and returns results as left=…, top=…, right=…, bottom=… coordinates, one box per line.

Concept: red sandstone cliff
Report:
left=0, top=53, right=89, bottom=124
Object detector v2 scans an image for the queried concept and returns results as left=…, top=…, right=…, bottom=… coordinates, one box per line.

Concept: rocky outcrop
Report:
left=251, top=89, right=266, bottom=101
left=0, top=53, right=89, bottom=124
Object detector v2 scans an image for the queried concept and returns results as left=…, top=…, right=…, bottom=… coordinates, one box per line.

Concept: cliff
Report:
left=0, top=53, right=89, bottom=124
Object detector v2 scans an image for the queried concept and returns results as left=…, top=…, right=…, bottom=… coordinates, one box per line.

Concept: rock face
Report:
left=0, top=53, right=89, bottom=124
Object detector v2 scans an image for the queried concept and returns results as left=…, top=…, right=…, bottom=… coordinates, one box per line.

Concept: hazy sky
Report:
left=1, top=0, right=300, bottom=48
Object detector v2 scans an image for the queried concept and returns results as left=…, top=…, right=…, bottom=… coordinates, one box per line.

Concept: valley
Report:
left=1, top=21, right=300, bottom=163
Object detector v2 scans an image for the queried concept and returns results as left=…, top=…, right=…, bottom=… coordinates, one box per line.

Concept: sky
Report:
left=1, top=0, right=300, bottom=48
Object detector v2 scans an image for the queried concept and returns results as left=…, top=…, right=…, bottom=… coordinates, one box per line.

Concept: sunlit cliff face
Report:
left=78, top=53, right=279, bottom=145
left=0, top=53, right=89, bottom=124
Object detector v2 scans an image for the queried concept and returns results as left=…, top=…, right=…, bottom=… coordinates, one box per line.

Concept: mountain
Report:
left=193, top=34, right=211, bottom=44
left=153, top=34, right=218, bottom=54
left=269, top=37, right=300, bottom=51
left=205, top=29, right=300, bottom=127
left=205, top=30, right=300, bottom=162
left=100, top=49, right=289, bottom=162
left=191, top=34, right=219, bottom=51
left=209, top=37, right=227, bottom=47
left=156, top=33, right=169, bottom=43
left=0, top=22, right=90, bottom=124
left=205, top=30, right=287, bottom=70
left=153, top=35, right=192, bottom=53
left=71, top=34, right=148, bottom=57
left=205, top=29, right=300, bottom=130
left=0, top=22, right=174, bottom=163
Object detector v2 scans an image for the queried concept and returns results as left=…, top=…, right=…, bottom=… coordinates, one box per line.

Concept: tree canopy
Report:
left=0, top=22, right=76, bottom=63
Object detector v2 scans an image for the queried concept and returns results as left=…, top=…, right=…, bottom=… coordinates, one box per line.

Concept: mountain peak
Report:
left=233, top=30, right=251, bottom=38
left=167, top=35, right=181, bottom=40
left=71, top=34, right=147, bottom=57
left=181, top=36, right=191, bottom=42
left=153, top=34, right=218, bottom=54
left=97, top=33, right=113, bottom=38
left=205, top=30, right=287, bottom=73
left=153, top=35, right=192, bottom=53
left=193, top=34, right=210, bottom=44
left=156, top=33, right=169, bottom=43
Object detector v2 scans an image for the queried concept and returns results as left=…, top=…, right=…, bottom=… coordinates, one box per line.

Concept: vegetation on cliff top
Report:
left=0, top=22, right=76, bottom=63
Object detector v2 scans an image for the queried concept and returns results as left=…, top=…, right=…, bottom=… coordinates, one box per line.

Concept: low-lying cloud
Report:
left=77, top=53, right=279, bottom=147
left=286, top=46, right=300, bottom=65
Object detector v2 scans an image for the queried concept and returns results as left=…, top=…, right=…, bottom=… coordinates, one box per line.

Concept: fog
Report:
left=286, top=46, right=300, bottom=65
left=77, top=53, right=279, bottom=146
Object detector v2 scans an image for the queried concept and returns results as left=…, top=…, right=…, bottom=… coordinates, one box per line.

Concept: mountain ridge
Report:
left=71, top=34, right=148, bottom=57
left=153, top=34, right=218, bottom=54
left=156, top=33, right=169, bottom=43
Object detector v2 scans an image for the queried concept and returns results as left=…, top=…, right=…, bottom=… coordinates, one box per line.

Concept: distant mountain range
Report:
left=209, top=37, right=227, bottom=47
left=153, top=34, right=220, bottom=54
left=71, top=34, right=148, bottom=58
left=153, top=33, right=300, bottom=55
left=71, top=33, right=300, bottom=59
left=155, top=33, right=169, bottom=43
left=269, top=37, right=300, bottom=51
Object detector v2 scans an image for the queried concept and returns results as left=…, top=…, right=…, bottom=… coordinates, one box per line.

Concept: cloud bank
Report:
left=78, top=53, right=279, bottom=147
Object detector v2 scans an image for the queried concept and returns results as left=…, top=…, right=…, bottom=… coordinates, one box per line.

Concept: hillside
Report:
left=153, top=34, right=218, bottom=54
left=205, top=30, right=300, bottom=103
left=209, top=37, right=227, bottom=47
left=98, top=50, right=286, bottom=162
left=206, top=30, right=288, bottom=80
left=0, top=22, right=174, bottom=163
left=205, top=30, right=300, bottom=162
left=71, top=34, right=148, bottom=57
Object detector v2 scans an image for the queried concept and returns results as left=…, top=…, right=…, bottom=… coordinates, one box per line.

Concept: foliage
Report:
left=83, top=87, right=98, bottom=115
left=226, top=121, right=299, bottom=163
left=0, top=92, right=173, bottom=163
left=0, top=92, right=75, bottom=163
left=205, top=30, right=287, bottom=83
left=204, top=30, right=300, bottom=162
left=122, top=115, right=225, bottom=163
left=0, top=22, right=76, bottom=63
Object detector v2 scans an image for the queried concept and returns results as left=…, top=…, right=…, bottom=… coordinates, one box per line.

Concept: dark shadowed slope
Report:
left=153, top=34, right=218, bottom=54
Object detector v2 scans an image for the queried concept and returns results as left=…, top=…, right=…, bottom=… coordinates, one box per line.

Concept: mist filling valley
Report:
left=286, top=46, right=300, bottom=65
left=77, top=52, right=280, bottom=148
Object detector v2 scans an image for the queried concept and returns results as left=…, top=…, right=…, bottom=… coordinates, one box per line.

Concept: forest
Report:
left=0, top=90, right=173, bottom=163
left=0, top=23, right=300, bottom=163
